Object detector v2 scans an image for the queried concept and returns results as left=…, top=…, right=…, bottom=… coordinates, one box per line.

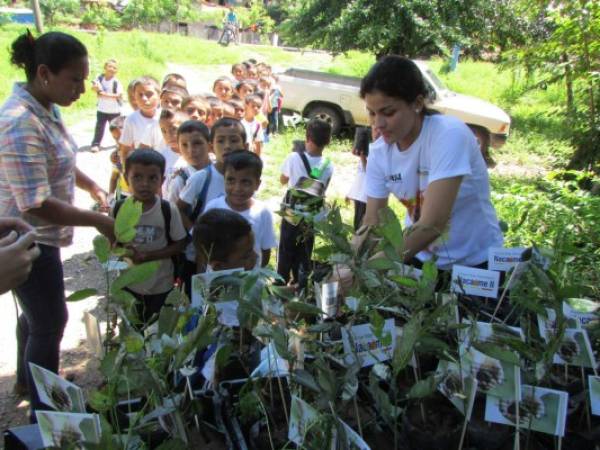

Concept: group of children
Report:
left=90, top=58, right=334, bottom=323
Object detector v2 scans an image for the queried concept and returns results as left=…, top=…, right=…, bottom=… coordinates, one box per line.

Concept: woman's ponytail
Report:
left=10, top=30, right=37, bottom=81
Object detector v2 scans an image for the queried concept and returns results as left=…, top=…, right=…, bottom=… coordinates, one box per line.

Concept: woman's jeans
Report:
left=15, top=244, right=68, bottom=421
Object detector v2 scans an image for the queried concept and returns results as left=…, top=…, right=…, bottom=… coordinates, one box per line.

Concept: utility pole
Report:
left=31, top=0, right=43, bottom=33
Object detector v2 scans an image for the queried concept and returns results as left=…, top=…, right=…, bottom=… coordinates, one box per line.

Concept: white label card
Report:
left=451, top=265, right=500, bottom=298
left=342, top=318, right=396, bottom=368
left=488, top=247, right=527, bottom=272
left=589, top=376, right=600, bottom=416
left=288, top=395, right=320, bottom=445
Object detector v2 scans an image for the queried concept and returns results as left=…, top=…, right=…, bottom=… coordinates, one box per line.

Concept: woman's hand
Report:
left=94, top=215, right=115, bottom=242
left=0, top=217, right=33, bottom=236
left=91, top=187, right=110, bottom=213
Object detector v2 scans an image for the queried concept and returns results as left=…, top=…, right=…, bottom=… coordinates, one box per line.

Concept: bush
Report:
left=81, top=6, right=122, bottom=30
left=40, top=0, right=79, bottom=26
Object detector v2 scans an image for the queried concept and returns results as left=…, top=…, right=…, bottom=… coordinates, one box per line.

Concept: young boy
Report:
left=193, top=208, right=257, bottom=272
left=166, top=120, right=211, bottom=204
left=119, top=76, right=165, bottom=164
left=158, top=109, right=190, bottom=193
left=206, top=97, right=224, bottom=128
left=116, top=149, right=187, bottom=323
left=277, top=118, right=334, bottom=286
left=182, top=95, right=211, bottom=124
left=231, top=63, right=246, bottom=82
left=241, top=94, right=264, bottom=156
left=204, top=150, right=276, bottom=268
left=177, top=118, right=247, bottom=294
left=160, top=85, right=189, bottom=110
left=107, top=116, right=130, bottom=200
left=162, top=73, right=187, bottom=90
left=90, top=59, right=123, bottom=152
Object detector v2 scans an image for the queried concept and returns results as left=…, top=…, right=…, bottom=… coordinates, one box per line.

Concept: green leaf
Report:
left=114, top=196, right=142, bottom=243
left=406, top=374, right=440, bottom=399
left=111, top=261, right=160, bottom=292
left=390, top=275, right=419, bottom=288
left=154, top=439, right=188, bottom=450
left=393, top=316, right=421, bottom=374
left=369, top=309, right=385, bottom=339
left=93, top=235, right=110, bottom=263
left=285, top=300, right=323, bottom=317
left=366, top=257, right=396, bottom=271
left=158, top=306, right=179, bottom=336
left=89, top=388, right=114, bottom=413
left=472, top=342, right=520, bottom=365
left=124, top=333, right=144, bottom=353
left=377, top=207, right=404, bottom=251
left=66, top=288, right=98, bottom=302
left=215, top=344, right=233, bottom=369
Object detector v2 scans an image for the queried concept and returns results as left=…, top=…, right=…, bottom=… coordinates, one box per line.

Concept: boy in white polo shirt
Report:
left=90, top=59, right=123, bottom=152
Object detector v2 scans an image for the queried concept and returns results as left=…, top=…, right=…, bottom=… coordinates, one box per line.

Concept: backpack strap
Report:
left=298, top=151, right=316, bottom=180
left=160, top=199, right=173, bottom=245
left=174, top=167, right=190, bottom=185
left=190, top=165, right=213, bottom=222
left=253, top=123, right=261, bottom=140
left=113, top=197, right=124, bottom=218
left=112, top=79, right=118, bottom=94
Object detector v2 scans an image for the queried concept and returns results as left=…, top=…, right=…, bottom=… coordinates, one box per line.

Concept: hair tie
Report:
left=26, top=28, right=36, bottom=46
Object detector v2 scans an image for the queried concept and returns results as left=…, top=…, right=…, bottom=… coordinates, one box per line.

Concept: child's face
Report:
left=184, top=101, right=209, bottom=123
left=178, top=131, right=209, bottom=169
left=232, top=67, right=245, bottom=81
left=234, top=106, right=244, bottom=120
left=237, top=84, right=254, bottom=99
left=135, top=83, right=160, bottom=116
left=126, top=163, right=163, bottom=204
left=159, top=117, right=182, bottom=152
left=214, top=233, right=257, bottom=271
left=207, top=107, right=224, bottom=128
left=161, top=92, right=183, bottom=110
left=258, top=80, right=269, bottom=91
left=214, top=81, right=233, bottom=101
left=211, top=127, right=246, bottom=162
left=247, top=68, right=258, bottom=79
left=244, top=100, right=261, bottom=119
left=225, top=167, right=260, bottom=210
left=104, top=61, right=118, bottom=78
left=110, top=127, right=121, bottom=144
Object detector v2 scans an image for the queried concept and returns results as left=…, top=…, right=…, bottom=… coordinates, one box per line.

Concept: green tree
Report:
left=121, top=0, right=198, bottom=28
left=279, top=0, right=526, bottom=58
left=503, top=0, right=599, bottom=169
left=39, top=0, right=79, bottom=26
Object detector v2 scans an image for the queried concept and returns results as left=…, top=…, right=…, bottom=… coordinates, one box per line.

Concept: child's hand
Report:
left=126, top=246, right=147, bottom=264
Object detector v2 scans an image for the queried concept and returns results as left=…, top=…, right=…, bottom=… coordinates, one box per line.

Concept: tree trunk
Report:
left=30, top=0, right=43, bottom=33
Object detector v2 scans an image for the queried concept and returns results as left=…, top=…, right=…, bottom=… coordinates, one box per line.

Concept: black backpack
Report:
left=281, top=141, right=327, bottom=226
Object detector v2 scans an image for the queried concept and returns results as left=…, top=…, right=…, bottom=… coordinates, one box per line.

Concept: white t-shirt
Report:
left=158, top=145, right=180, bottom=196
left=119, top=109, right=165, bottom=150
left=95, top=75, right=122, bottom=114
left=120, top=197, right=187, bottom=295
left=365, top=114, right=503, bottom=269
left=179, top=164, right=225, bottom=261
left=280, top=151, right=334, bottom=188
left=347, top=161, right=367, bottom=203
left=204, top=196, right=277, bottom=267
left=241, top=118, right=264, bottom=152
left=166, top=158, right=198, bottom=204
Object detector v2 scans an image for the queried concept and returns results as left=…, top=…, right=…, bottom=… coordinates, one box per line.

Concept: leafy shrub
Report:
left=40, top=0, right=79, bottom=26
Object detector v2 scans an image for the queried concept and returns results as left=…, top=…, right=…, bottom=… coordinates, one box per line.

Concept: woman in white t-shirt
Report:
left=360, top=56, right=503, bottom=270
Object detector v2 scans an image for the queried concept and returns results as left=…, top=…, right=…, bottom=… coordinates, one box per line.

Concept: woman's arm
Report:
left=76, top=168, right=109, bottom=209
left=402, top=176, right=462, bottom=261
left=363, top=196, right=388, bottom=226
left=27, top=197, right=114, bottom=240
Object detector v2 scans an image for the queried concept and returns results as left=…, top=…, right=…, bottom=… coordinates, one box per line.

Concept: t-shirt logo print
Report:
left=386, top=173, right=402, bottom=183
left=134, top=225, right=161, bottom=244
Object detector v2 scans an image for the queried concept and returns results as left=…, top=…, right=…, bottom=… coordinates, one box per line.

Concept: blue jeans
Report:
left=15, top=244, right=68, bottom=421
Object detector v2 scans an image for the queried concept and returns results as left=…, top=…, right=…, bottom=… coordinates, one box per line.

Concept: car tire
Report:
left=469, top=125, right=494, bottom=168
left=306, top=104, right=343, bottom=136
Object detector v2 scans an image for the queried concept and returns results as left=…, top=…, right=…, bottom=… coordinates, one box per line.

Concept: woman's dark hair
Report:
left=10, top=31, right=87, bottom=82
left=359, top=56, right=428, bottom=103
left=124, top=148, right=166, bottom=177
left=193, top=208, right=251, bottom=262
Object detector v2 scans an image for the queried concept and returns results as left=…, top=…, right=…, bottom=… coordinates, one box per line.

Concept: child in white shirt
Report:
left=240, top=94, right=264, bottom=156
left=204, top=150, right=276, bottom=267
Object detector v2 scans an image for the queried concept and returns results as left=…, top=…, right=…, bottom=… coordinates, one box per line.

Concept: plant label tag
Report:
left=589, top=376, right=600, bottom=416
left=341, top=318, right=396, bottom=367
left=488, top=247, right=527, bottom=272
left=484, top=385, right=568, bottom=437
left=436, top=360, right=478, bottom=420
left=563, top=298, right=599, bottom=326
left=29, top=363, right=86, bottom=413
left=214, top=301, right=239, bottom=327
left=36, top=411, right=102, bottom=448
left=451, top=265, right=500, bottom=298
left=339, top=419, right=371, bottom=449
left=288, top=395, right=320, bottom=445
